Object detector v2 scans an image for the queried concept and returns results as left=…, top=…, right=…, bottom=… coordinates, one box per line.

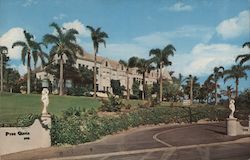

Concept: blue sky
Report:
left=0, top=0, right=249, bottom=92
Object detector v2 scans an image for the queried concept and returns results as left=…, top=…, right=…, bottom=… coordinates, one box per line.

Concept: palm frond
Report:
left=23, top=30, right=34, bottom=46
left=12, top=41, right=27, bottom=48
left=21, top=47, right=28, bottom=65
left=128, top=56, right=139, bottom=67
left=99, top=31, right=109, bottom=38
left=67, top=42, right=84, bottom=56
left=235, top=54, right=250, bottom=65
left=86, top=26, right=95, bottom=33
left=119, top=60, right=128, bottom=67
left=224, top=75, right=235, bottom=83
left=50, top=22, right=63, bottom=38
left=149, top=48, right=161, bottom=57
left=64, top=29, right=79, bottom=42
left=243, top=42, right=250, bottom=48
left=43, top=34, right=59, bottom=44
left=32, top=50, right=38, bottom=67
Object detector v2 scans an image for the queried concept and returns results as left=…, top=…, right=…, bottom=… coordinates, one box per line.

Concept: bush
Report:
left=50, top=105, right=231, bottom=145
left=0, top=113, right=41, bottom=127
left=99, top=94, right=123, bottom=112
left=236, top=89, right=250, bottom=109
left=66, top=87, right=84, bottom=96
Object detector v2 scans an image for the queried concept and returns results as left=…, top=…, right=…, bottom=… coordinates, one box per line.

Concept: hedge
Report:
left=0, top=106, right=234, bottom=145
left=50, top=106, right=230, bottom=145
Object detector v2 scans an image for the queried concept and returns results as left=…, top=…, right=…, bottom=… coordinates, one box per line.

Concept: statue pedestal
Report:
left=227, top=118, right=238, bottom=136
left=41, top=114, right=51, bottom=128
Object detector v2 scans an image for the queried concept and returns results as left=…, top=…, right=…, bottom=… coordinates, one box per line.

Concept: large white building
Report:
left=36, top=52, right=172, bottom=95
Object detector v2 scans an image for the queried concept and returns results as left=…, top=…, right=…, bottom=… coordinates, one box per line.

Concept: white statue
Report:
left=229, top=99, right=235, bottom=118
left=41, top=88, right=49, bottom=115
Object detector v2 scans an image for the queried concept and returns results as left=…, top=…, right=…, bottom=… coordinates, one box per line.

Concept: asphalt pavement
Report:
left=1, top=122, right=250, bottom=160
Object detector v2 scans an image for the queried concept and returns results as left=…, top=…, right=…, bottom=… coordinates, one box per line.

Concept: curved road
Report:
left=2, top=122, right=250, bottom=160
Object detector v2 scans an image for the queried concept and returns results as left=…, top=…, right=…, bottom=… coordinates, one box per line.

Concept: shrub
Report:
left=50, top=105, right=232, bottom=145
left=99, top=94, right=123, bottom=112
left=16, top=114, right=40, bottom=127
left=66, top=87, right=84, bottom=96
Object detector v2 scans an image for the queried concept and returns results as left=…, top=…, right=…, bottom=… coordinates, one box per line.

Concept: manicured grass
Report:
left=0, top=92, right=101, bottom=124
left=0, top=92, right=145, bottom=124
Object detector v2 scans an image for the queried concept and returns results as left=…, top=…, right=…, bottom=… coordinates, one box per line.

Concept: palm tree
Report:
left=235, top=42, right=250, bottom=65
left=149, top=44, right=176, bottom=102
left=12, top=30, right=44, bottom=94
left=184, top=75, right=198, bottom=104
left=43, top=22, right=84, bottom=96
left=87, top=26, right=108, bottom=98
left=224, top=64, right=250, bottom=97
left=119, top=59, right=132, bottom=100
left=32, top=42, right=48, bottom=69
left=208, top=66, right=224, bottom=105
left=202, top=78, right=215, bottom=104
left=128, top=57, right=154, bottom=100
left=0, top=46, right=8, bottom=92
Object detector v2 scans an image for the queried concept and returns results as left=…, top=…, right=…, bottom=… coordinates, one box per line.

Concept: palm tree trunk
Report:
left=27, top=53, right=31, bottom=94
left=142, top=73, right=145, bottom=100
left=0, top=53, right=3, bottom=92
left=34, top=64, right=37, bottom=92
left=126, top=70, right=130, bottom=100
left=156, top=68, right=159, bottom=100
left=93, top=48, right=97, bottom=98
left=59, top=56, right=64, bottom=96
left=160, top=62, right=163, bottom=102
left=190, top=78, right=193, bottom=104
left=235, top=78, right=239, bottom=98
left=215, top=82, right=217, bottom=105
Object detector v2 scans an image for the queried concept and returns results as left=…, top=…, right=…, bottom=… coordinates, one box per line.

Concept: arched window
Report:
left=106, top=61, right=108, bottom=67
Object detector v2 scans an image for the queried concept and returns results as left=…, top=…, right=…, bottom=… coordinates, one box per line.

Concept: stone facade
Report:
left=36, top=53, right=172, bottom=94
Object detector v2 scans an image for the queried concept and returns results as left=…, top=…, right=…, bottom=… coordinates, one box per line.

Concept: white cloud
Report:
left=134, top=26, right=214, bottom=47
left=62, top=20, right=90, bottom=37
left=0, top=27, right=25, bottom=59
left=167, top=2, right=192, bottom=12
left=82, top=26, right=214, bottom=63
left=170, top=43, right=248, bottom=76
left=101, top=43, right=148, bottom=60
left=53, top=13, right=67, bottom=20
left=216, top=10, right=250, bottom=39
left=22, top=0, right=37, bottom=7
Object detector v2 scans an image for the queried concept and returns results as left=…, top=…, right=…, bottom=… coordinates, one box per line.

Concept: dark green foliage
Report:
left=16, top=114, right=40, bottom=127
left=4, top=68, right=20, bottom=92
left=99, top=94, right=122, bottom=112
left=49, top=105, right=232, bottom=145
left=0, top=113, right=40, bottom=127
left=61, top=107, right=86, bottom=118
left=110, top=79, right=125, bottom=96
left=236, top=89, right=250, bottom=109
left=132, top=80, right=140, bottom=99
left=162, top=80, right=181, bottom=101
left=66, top=87, right=84, bottom=96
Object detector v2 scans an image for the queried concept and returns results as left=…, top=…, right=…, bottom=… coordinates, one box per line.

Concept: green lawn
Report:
left=0, top=93, right=145, bottom=124
left=0, top=92, right=101, bottom=124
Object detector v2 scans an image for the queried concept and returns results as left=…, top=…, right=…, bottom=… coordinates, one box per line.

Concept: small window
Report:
left=96, top=67, right=99, bottom=74
left=78, top=64, right=81, bottom=68
left=106, top=61, right=108, bottom=67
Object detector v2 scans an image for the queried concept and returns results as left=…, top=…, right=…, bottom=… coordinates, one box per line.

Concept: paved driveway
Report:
left=1, top=122, right=250, bottom=160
